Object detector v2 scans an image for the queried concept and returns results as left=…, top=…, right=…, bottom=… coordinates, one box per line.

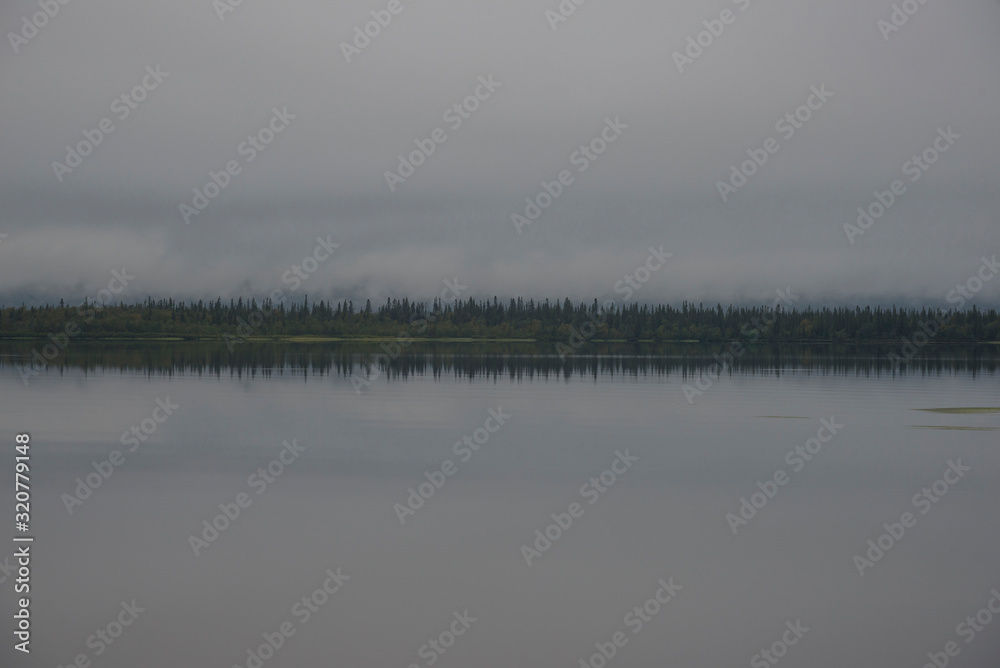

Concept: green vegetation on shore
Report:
left=2, top=297, right=998, bottom=343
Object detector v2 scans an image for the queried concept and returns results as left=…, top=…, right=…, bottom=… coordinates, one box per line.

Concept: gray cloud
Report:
left=1, top=0, right=999, bottom=305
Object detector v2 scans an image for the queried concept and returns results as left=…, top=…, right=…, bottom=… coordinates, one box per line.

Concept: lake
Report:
left=1, top=342, right=998, bottom=668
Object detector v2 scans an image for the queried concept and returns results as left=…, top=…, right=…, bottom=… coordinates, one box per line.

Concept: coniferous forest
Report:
left=1, top=297, right=998, bottom=343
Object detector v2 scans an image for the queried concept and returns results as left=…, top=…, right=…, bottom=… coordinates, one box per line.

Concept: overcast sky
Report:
left=1, top=0, right=998, bottom=307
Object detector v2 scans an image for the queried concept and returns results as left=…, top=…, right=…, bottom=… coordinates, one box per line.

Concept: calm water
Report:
left=1, top=343, right=998, bottom=667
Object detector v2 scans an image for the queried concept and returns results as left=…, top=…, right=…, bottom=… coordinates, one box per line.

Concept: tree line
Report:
left=1, top=296, right=998, bottom=343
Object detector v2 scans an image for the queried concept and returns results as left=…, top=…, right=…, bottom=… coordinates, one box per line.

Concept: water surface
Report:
left=1, top=343, right=998, bottom=667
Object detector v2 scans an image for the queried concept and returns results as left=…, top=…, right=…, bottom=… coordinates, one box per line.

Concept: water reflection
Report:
left=1, top=341, right=997, bottom=380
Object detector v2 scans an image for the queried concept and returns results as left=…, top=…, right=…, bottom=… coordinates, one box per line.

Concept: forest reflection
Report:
left=2, top=341, right=997, bottom=382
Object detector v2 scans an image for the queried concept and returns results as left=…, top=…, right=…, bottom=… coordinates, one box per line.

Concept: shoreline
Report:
left=0, top=335, right=997, bottom=345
